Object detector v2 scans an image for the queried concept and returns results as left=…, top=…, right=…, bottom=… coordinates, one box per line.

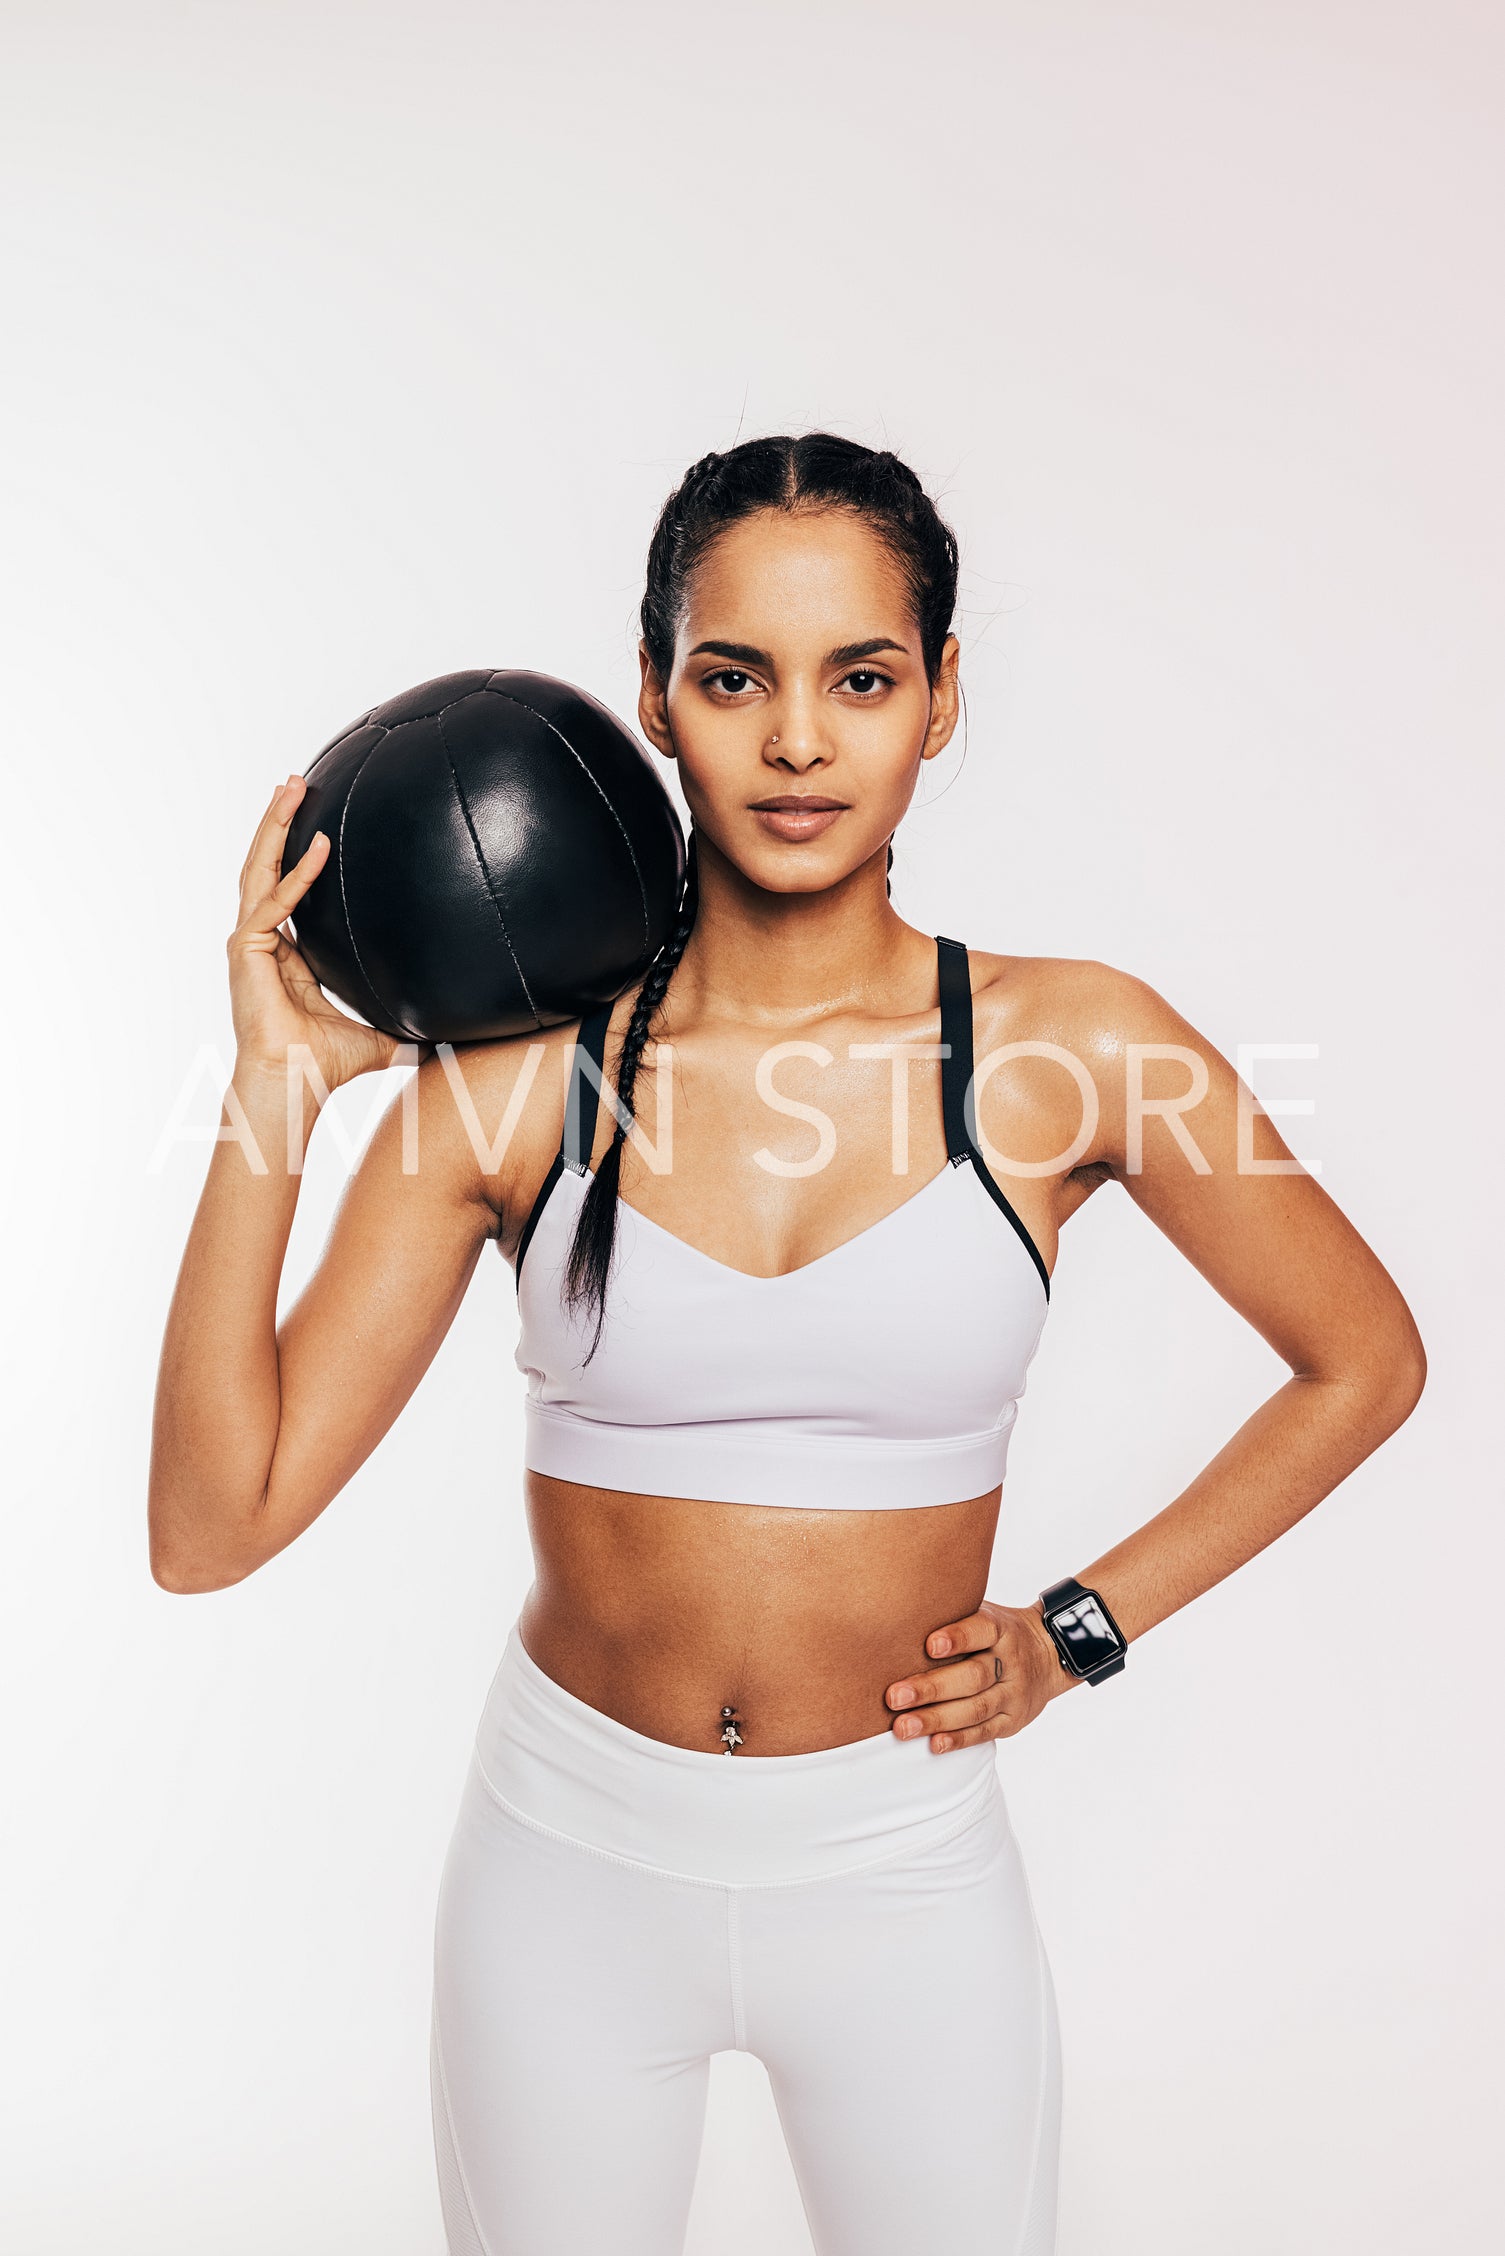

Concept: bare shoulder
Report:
left=962, top=950, right=1231, bottom=1181
left=966, top=949, right=1202, bottom=1059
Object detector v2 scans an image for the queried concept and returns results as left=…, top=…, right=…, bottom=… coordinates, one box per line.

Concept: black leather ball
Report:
left=285, top=670, right=686, bottom=1043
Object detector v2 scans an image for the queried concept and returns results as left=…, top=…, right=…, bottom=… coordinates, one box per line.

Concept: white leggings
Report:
left=431, top=1626, right=1061, bottom=2255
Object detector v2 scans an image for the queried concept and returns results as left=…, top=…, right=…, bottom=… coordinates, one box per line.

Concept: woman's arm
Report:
left=886, top=964, right=1427, bottom=1746
left=148, top=777, right=552, bottom=1593
left=148, top=1055, right=508, bottom=1591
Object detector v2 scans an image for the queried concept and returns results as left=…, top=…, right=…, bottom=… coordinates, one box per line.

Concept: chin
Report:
left=743, top=851, right=872, bottom=898
left=708, top=825, right=890, bottom=899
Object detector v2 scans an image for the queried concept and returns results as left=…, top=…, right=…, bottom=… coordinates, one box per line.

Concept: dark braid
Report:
left=564, top=834, right=700, bottom=1357
left=567, top=434, right=958, bottom=1344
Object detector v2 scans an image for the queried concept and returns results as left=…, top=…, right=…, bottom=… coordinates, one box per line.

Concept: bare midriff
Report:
left=519, top=1472, right=1003, bottom=1756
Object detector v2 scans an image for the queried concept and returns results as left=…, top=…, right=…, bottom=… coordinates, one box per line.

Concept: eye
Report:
left=707, top=668, right=755, bottom=697
left=841, top=668, right=889, bottom=697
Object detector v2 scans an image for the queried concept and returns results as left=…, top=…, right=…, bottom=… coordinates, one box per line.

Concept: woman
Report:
left=149, top=435, right=1425, bottom=2255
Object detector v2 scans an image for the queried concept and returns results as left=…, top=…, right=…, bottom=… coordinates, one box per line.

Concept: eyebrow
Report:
left=826, top=637, right=908, bottom=667
left=686, top=636, right=910, bottom=667
left=687, top=640, right=770, bottom=665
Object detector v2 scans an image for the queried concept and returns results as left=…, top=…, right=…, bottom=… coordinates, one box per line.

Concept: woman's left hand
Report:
left=884, top=1601, right=1070, bottom=1750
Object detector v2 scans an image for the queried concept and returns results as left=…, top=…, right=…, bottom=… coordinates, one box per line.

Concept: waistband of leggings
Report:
left=471, top=1622, right=999, bottom=1887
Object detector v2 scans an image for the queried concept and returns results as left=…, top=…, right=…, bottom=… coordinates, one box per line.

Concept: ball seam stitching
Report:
left=337, top=727, right=423, bottom=1041
left=434, top=702, right=541, bottom=1030
left=481, top=682, right=652, bottom=962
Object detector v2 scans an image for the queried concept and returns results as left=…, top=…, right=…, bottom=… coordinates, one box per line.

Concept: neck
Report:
left=673, top=831, right=934, bottom=1024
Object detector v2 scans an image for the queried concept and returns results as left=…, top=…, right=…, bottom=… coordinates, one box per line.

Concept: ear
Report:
left=638, top=643, right=676, bottom=759
left=920, top=635, right=961, bottom=762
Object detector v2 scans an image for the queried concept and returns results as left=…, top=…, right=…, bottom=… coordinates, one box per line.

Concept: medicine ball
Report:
left=284, top=669, right=686, bottom=1044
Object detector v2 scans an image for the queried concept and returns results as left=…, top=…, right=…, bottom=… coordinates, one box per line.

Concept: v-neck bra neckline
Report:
left=513, top=935, right=1051, bottom=1303
left=571, top=1155, right=961, bottom=1287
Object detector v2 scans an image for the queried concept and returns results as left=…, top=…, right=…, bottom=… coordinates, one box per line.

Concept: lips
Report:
left=749, top=795, right=851, bottom=842
left=750, top=796, right=849, bottom=812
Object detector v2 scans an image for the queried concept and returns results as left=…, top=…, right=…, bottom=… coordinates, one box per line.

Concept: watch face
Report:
left=1048, top=1594, right=1123, bottom=1675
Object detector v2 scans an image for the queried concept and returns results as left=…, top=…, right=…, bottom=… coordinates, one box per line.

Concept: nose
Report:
left=764, top=687, right=827, bottom=772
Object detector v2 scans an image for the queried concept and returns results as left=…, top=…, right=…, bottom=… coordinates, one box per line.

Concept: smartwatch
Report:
left=1038, top=1577, right=1128, bottom=1685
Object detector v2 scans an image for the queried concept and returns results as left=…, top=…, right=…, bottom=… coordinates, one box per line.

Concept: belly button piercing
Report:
left=719, top=1705, right=744, bottom=1754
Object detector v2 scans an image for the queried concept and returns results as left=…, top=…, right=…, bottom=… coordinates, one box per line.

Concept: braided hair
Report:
left=640, top=435, right=959, bottom=683
left=564, top=833, right=699, bottom=1350
left=564, top=434, right=960, bottom=1351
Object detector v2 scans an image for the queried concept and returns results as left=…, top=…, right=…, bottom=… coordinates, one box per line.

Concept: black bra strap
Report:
left=562, top=1003, right=613, bottom=1174
left=936, top=935, right=975, bottom=1163
left=514, top=1004, right=613, bottom=1282
left=934, top=935, right=1051, bottom=1300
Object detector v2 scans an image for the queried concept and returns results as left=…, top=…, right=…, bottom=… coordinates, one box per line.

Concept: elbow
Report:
left=147, top=1487, right=267, bottom=1595
left=1386, top=1289, right=1428, bottom=1419
left=150, top=1547, right=251, bottom=1596
left=1388, top=1328, right=1427, bottom=1426
left=1364, top=1306, right=1428, bottom=1440
left=1310, top=1305, right=1426, bottom=1452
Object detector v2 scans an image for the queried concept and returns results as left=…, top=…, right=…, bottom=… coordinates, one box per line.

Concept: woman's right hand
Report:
left=228, top=774, right=408, bottom=1093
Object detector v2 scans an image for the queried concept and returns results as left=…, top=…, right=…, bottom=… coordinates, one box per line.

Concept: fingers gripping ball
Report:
left=284, top=670, right=686, bottom=1043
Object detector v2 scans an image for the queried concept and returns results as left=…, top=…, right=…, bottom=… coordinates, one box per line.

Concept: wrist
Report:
left=229, top=1051, right=326, bottom=1160
left=232, top=1048, right=327, bottom=1105
left=1022, top=1601, right=1076, bottom=1699
left=1036, top=1576, right=1130, bottom=1687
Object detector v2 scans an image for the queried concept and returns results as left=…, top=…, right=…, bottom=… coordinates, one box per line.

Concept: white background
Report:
left=3, top=3, right=1500, bottom=2249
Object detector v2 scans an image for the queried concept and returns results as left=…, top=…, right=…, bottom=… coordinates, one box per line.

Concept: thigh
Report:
left=432, top=1761, right=732, bottom=2256
left=742, top=1783, right=1061, bottom=2256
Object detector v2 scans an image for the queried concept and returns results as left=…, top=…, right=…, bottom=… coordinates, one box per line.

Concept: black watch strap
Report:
left=1039, top=1577, right=1128, bottom=1684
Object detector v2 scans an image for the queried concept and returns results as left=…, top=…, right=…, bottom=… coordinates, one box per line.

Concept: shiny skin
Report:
left=150, top=504, right=1426, bottom=1764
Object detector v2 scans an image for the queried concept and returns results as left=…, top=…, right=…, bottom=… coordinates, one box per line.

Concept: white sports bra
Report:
left=513, top=937, right=1051, bottom=1511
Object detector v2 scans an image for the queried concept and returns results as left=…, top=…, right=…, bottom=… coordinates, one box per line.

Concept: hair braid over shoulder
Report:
left=564, top=835, right=700, bottom=1356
